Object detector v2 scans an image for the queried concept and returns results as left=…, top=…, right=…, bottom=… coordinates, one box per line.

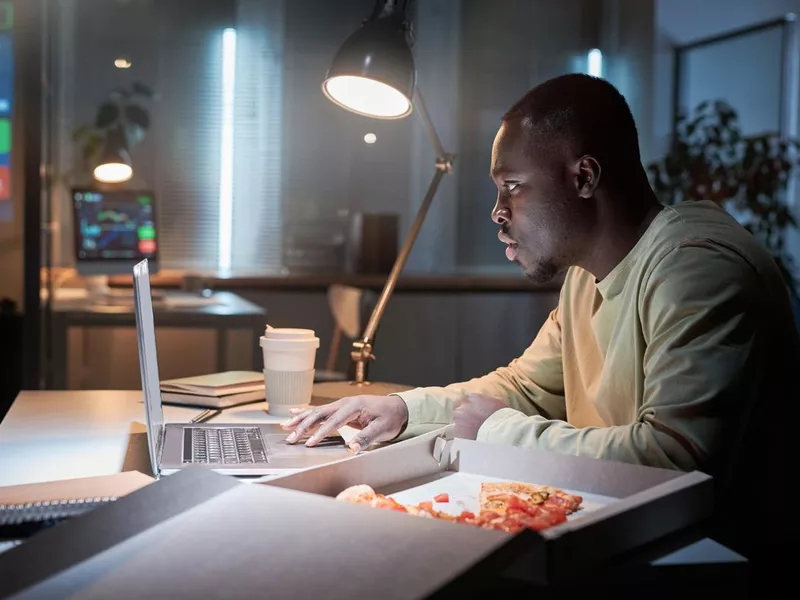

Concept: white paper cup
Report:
left=264, top=368, right=316, bottom=416
left=260, top=327, right=319, bottom=415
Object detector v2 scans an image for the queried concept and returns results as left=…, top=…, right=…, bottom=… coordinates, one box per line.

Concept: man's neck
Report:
left=582, top=189, right=663, bottom=282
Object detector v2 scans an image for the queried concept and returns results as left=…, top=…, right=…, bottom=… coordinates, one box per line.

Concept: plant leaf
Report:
left=132, top=82, right=155, bottom=98
left=82, top=136, right=102, bottom=162
left=72, top=124, right=92, bottom=142
left=107, top=88, right=130, bottom=101
left=95, top=103, right=120, bottom=128
left=125, top=105, right=150, bottom=129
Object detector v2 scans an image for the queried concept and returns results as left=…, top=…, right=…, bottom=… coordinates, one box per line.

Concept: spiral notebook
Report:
left=0, top=471, right=154, bottom=539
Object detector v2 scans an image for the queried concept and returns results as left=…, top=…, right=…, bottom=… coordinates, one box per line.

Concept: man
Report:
left=284, top=74, right=797, bottom=553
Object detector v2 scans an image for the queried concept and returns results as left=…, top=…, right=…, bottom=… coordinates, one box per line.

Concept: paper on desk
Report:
left=383, top=471, right=618, bottom=522
left=0, top=471, right=155, bottom=505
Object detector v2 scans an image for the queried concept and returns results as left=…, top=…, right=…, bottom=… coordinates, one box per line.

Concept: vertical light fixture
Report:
left=587, top=48, right=603, bottom=78
left=219, top=27, right=237, bottom=274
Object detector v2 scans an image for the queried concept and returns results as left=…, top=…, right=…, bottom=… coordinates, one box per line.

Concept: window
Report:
left=51, top=0, right=284, bottom=274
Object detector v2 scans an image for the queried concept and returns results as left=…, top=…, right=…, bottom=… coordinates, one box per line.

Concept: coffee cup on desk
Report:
left=259, top=327, right=319, bottom=416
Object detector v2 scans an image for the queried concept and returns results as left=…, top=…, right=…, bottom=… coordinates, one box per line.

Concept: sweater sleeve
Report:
left=393, top=304, right=567, bottom=440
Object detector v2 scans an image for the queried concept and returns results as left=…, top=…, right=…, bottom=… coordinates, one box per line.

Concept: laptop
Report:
left=132, top=259, right=351, bottom=477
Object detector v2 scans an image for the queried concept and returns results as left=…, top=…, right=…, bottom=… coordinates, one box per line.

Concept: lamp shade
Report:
left=322, top=15, right=416, bottom=119
left=93, top=128, right=133, bottom=184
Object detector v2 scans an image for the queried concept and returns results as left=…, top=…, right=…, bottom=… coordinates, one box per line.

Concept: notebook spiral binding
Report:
left=0, top=497, right=118, bottom=526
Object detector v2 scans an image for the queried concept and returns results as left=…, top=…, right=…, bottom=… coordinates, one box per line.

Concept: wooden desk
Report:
left=0, top=391, right=295, bottom=487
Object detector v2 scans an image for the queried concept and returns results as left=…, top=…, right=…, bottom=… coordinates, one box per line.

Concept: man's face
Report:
left=490, top=121, right=584, bottom=283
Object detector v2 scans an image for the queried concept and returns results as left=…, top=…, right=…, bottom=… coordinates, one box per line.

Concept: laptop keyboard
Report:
left=183, top=427, right=268, bottom=464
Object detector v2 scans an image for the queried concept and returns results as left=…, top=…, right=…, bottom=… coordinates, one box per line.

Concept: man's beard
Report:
left=521, top=257, right=559, bottom=284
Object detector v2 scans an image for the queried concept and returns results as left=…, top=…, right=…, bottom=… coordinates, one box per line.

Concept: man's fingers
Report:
left=285, top=406, right=336, bottom=443
left=306, top=404, right=361, bottom=447
left=347, top=420, right=386, bottom=454
left=281, top=408, right=312, bottom=429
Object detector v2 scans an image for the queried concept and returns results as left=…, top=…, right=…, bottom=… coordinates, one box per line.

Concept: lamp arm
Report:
left=412, top=89, right=447, bottom=162
left=351, top=87, right=454, bottom=384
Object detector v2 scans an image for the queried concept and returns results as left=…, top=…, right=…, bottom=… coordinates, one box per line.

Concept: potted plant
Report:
left=648, top=99, right=800, bottom=325
left=71, top=82, right=157, bottom=177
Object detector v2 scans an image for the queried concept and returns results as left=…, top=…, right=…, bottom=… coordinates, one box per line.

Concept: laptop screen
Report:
left=132, top=259, right=165, bottom=475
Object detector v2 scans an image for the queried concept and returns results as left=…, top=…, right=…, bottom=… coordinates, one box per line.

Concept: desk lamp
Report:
left=314, top=0, right=454, bottom=401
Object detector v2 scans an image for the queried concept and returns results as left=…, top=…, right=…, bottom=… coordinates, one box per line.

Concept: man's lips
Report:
left=498, top=231, right=519, bottom=261
left=498, top=231, right=515, bottom=245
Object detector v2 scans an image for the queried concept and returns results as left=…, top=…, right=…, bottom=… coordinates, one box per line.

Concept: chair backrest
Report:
left=324, top=284, right=369, bottom=374
left=328, top=284, right=364, bottom=340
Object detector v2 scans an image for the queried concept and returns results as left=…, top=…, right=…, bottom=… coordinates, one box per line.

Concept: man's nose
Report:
left=492, top=201, right=511, bottom=225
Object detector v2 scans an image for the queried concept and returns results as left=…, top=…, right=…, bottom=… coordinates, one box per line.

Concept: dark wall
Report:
left=456, top=0, right=590, bottom=269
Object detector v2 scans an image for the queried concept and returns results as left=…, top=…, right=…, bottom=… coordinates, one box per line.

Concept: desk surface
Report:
left=0, top=392, right=747, bottom=585
left=0, top=391, right=309, bottom=487
left=51, top=290, right=265, bottom=319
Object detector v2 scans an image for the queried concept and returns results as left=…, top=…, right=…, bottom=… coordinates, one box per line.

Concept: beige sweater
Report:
left=395, top=201, right=799, bottom=475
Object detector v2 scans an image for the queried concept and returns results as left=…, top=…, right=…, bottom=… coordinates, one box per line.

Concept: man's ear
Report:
left=575, top=156, right=601, bottom=198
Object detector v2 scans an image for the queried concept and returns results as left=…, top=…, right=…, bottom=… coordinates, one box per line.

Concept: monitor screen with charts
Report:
left=72, top=188, right=159, bottom=275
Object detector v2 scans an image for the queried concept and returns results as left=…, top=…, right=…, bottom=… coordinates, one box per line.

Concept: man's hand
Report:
left=280, top=395, right=409, bottom=454
left=453, top=393, right=507, bottom=440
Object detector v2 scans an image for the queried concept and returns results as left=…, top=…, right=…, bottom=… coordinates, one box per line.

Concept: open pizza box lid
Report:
left=0, top=468, right=522, bottom=600
left=263, top=426, right=715, bottom=585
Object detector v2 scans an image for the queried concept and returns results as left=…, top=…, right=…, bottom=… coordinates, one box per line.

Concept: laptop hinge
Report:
left=156, top=427, right=166, bottom=478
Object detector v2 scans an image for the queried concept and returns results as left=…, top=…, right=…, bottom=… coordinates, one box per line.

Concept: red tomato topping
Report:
left=373, top=496, right=408, bottom=512
left=349, top=489, right=574, bottom=535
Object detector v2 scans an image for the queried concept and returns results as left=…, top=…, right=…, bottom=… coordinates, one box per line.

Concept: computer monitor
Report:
left=72, top=188, right=159, bottom=276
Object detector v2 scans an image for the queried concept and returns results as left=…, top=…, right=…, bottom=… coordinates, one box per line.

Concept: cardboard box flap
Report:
left=6, top=471, right=525, bottom=600
left=447, top=438, right=689, bottom=497
left=268, top=425, right=697, bottom=499
left=0, top=469, right=239, bottom=598
left=267, top=427, right=448, bottom=496
left=433, top=426, right=454, bottom=466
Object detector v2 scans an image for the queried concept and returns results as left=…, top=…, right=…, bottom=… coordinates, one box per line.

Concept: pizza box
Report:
left=263, top=426, right=715, bottom=585
left=0, top=469, right=527, bottom=600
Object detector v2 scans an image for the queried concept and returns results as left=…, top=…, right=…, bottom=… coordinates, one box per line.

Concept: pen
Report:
left=191, top=408, right=222, bottom=424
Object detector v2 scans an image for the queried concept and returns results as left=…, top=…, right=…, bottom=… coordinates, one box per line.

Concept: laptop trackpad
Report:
left=264, top=434, right=349, bottom=458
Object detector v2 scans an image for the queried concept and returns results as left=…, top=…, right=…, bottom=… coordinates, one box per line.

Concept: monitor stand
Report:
left=85, top=275, right=112, bottom=300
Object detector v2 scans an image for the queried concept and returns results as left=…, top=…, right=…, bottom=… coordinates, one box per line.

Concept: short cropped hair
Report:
left=503, top=74, right=641, bottom=173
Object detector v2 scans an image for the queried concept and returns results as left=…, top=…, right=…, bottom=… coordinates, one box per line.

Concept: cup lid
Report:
left=263, top=326, right=316, bottom=341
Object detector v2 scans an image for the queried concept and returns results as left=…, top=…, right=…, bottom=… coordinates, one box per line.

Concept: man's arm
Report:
left=394, top=304, right=567, bottom=439
left=474, top=243, right=766, bottom=472
left=280, top=297, right=567, bottom=452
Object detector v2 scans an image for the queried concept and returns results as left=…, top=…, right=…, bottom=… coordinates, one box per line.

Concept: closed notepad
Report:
left=160, top=389, right=265, bottom=409
left=160, top=371, right=264, bottom=397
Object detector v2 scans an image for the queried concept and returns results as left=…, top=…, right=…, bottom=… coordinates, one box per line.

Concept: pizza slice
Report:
left=335, top=484, right=409, bottom=513
left=335, top=481, right=583, bottom=534
left=479, top=482, right=583, bottom=515
left=335, top=484, right=377, bottom=504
